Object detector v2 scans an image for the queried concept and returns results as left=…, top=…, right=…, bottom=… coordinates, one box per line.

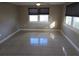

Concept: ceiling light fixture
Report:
left=36, top=3, right=40, bottom=6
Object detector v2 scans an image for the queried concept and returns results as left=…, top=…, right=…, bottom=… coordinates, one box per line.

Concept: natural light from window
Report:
left=40, top=15, right=48, bottom=22
left=49, top=21, right=56, bottom=28
left=73, top=17, right=79, bottom=29
left=29, top=15, right=38, bottom=22
left=29, top=15, right=49, bottom=22
left=65, top=16, right=79, bottom=30
left=65, top=16, right=72, bottom=25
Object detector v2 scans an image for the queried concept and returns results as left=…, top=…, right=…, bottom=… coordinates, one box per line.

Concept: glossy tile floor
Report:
left=0, top=31, right=79, bottom=56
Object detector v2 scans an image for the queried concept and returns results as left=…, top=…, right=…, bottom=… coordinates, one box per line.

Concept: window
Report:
left=29, top=15, right=38, bottom=22
left=65, top=16, right=79, bottom=30
left=39, top=15, right=48, bottom=22
left=65, top=16, right=72, bottom=25
left=29, top=15, right=49, bottom=22
left=73, top=17, right=79, bottom=29
left=28, top=8, right=49, bottom=22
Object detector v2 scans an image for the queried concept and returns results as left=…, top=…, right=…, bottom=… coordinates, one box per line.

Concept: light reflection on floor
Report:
left=50, top=33, right=55, bottom=40
left=30, top=37, right=39, bottom=45
left=30, top=37, right=48, bottom=46
left=0, top=31, right=78, bottom=56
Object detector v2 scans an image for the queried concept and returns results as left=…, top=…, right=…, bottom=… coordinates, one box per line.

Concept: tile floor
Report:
left=0, top=31, right=79, bottom=56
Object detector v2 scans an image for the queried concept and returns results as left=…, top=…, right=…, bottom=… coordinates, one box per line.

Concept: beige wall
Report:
left=18, top=5, right=64, bottom=29
left=49, top=5, right=64, bottom=29
left=0, top=3, right=19, bottom=40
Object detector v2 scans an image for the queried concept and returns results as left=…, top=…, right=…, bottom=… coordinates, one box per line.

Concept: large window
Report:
left=39, top=15, right=48, bottom=22
left=65, top=16, right=72, bottom=25
left=65, top=16, right=79, bottom=30
left=73, top=17, right=79, bottom=29
left=28, top=8, right=49, bottom=22
left=29, top=15, right=48, bottom=22
left=29, top=15, right=38, bottom=22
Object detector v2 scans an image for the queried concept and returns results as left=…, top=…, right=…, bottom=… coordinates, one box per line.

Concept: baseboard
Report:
left=61, top=30, right=79, bottom=52
left=0, top=29, right=20, bottom=44
left=20, top=29, right=60, bottom=32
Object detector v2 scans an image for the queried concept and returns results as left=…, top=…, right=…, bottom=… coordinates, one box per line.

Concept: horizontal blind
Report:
left=28, top=8, right=49, bottom=15
left=66, top=2, right=79, bottom=17
left=28, top=8, right=38, bottom=15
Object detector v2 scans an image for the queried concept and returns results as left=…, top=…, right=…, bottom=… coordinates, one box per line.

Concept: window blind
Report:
left=65, top=2, right=79, bottom=17
left=28, top=8, right=49, bottom=15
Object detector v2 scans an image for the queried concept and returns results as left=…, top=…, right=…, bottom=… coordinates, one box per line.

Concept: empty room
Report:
left=0, top=2, right=79, bottom=56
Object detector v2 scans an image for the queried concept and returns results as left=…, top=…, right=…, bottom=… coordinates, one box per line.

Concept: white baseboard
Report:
left=61, top=31, right=79, bottom=52
left=20, top=29, right=60, bottom=32
left=0, top=29, right=20, bottom=44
